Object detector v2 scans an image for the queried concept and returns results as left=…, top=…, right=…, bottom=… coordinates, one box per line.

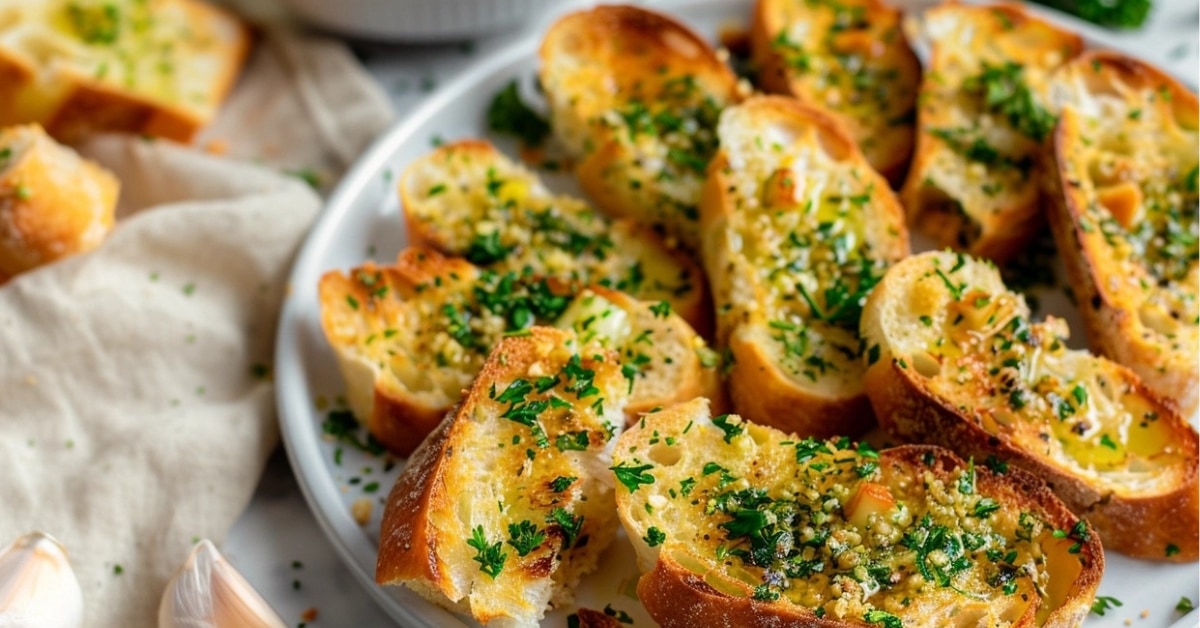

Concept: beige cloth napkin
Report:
left=0, top=28, right=393, bottom=627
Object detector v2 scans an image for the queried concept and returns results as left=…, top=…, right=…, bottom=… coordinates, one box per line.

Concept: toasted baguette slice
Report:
left=539, top=5, right=741, bottom=251
left=1045, top=52, right=1199, bottom=418
left=0, top=0, right=251, bottom=142
left=700, top=96, right=909, bottom=438
left=318, top=247, right=723, bottom=456
left=0, top=123, right=118, bottom=282
left=613, top=398, right=1102, bottom=627
left=900, top=2, right=1082, bottom=262
left=751, top=0, right=920, bottom=185
left=861, top=251, right=1200, bottom=561
left=377, top=328, right=629, bottom=626
left=400, top=140, right=710, bottom=334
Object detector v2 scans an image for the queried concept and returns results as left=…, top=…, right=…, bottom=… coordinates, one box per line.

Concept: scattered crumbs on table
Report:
left=361, top=465, right=373, bottom=475
left=182, top=282, right=196, bottom=296
left=333, top=447, right=344, bottom=466
left=113, top=564, right=123, bottom=575
left=1123, top=620, right=1131, bottom=626
left=292, top=579, right=301, bottom=590
left=149, top=272, right=159, bottom=282
left=170, top=399, right=180, bottom=407
left=24, top=375, right=37, bottom=386
left=363, top=481, right=380, bottom=494
left=383, top=458, right=396, bottom=473
left=65, top=439, right=74, bottom=449
left=1177, top=596, right=1195, bottom=614
left=186, top=334, right=196, bottom=344
left=191, top=536, right=200, bottom=544
left=352, top=498, right=373, bottom=526
left=196, top=386, right=206, bottom=396
left=291, top=560, right=303, bottom=570
left=301, top=607, right=318, bottom=622
left=348, top=477, right=361, bottom=485
left=430, top=134, right=444, bottom=147
left=26, top=439, right=34, bottom=448
left=285, top=168, right=322, bottom=190
left=1139, top=609, right=1149, bottom=619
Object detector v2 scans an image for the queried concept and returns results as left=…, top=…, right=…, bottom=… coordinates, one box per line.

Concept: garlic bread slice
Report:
left=1045, top=51, right=1199, bottom=417
left=0, top=123, right=118, bottom=282
left=613, top=399, right=1102, bottom=627
left=0, top=0, right=251, bottom=142
left=539, top=5, right=741, bottom=251
left=319, top=247, right=722, bottom=455
left=376, top=328, right=628, bottom=626
left=752, top=0, right=920, bottom=185
left=900, top=3, right=1082, bottom=261
left=701, top=96, right=909, bottom=438
left=400, top=140, right=709, bottom=333
left=861, top=251, right=1200, bottom=561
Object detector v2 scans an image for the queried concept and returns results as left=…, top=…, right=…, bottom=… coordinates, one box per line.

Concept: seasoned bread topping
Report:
left=614, top=404, right=1099, bottom=626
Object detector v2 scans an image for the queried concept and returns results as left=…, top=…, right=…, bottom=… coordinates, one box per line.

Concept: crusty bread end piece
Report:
left=0, top=123, right=118, bottom=282
left=0, top=0, right=251, bottom=143
left=751, top=0, right=920, bottom=185
left=701, top=96, right=909, bottom=438
left=1045, top=51, right=1200, bottom=417
left=539, top=4, right=741, bottom=251
left=861, top=250, right=1199, bottom=561
left=399, top=139, right=711, bottom=335
left=318, top=247, right=724, bottom=456
left=377, top=328, right=629, bottom=626
left=614, top=398, right=1102, bottom=627
left=900, top=2, right=1082, bottom=262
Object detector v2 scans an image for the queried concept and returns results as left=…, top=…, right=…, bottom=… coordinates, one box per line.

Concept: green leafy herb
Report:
left=506, top=521, right=546, bottom=557
left=549, top=476, right=576, bottom=492
left=1177, top=596, right=1195, bottom=613
left=712, top=414, right=744, bottom=443
left=611, top=462, right=655, bottom=492
left=545, top=508, right=584, bottom=549
left=1091, top=596, right=1123, bottom=616
left=486, top=81, right=550, bottom=146
left=864, top=609, right=902, bottom=628
left=465, top=231, right=511, bottom=265
left=643, top=527, right=666, bottom=547
left=467, top=526, right=507, bottom=578
left=963, top=62, right=1057, bottom=141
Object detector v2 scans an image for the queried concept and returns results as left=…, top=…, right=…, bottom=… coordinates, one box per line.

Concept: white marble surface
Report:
left=225, top=2, right=1200, bottom=626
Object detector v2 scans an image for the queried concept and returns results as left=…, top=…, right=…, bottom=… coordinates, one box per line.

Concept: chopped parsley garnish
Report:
left=1166, top=543, right=1181, bottom=557
left=562, top=355, right=600, bottom=399
left=611, top=462, right=656, bottom=492
left=864, top=609, right=902, bottom=628
left=486, top=81, right=550, bottom=146
left=712, top=414, right=744, bottom=443
left=963, top=62, right=1057, bottom=141
left=649, top=300, right=672, bottom=318
left=1090, top=596, right=1123, bottom=616
left=322, top=410, right=386, bottom=456
left=556, top=431, right=590, bottom=452
left=643, top=526, right=666, bottom=547
left=465, top=231, right=511, bottom=265
left=984, top=455, right=1009, bottom=474
left=1177, top=596, right=1195, bottom=613
left=67, top=2, right=121, bottom=45
left=506, top=521, right=546, bottom=557
left=974, top=498, right=1001, bottom=518
left=549, top=476, right=576, bottom=492
left=466, top=526, right=507, bottom=578
left=545, top=508, right=584, bottom=549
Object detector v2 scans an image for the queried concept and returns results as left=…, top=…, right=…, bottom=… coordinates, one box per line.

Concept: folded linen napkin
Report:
left=0, top=27, right=392, bottom=626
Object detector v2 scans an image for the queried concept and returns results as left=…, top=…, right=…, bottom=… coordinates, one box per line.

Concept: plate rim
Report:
left=274, top=1, right=1200, bottom=626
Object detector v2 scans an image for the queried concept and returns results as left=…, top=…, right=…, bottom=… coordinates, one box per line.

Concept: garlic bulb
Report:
left=158, top=540, right=286, bottom=628
left=0, top=531, right=84, bottom=628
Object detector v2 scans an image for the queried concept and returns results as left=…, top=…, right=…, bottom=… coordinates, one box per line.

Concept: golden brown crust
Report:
left=0, top=0, right=251, bottom=143
left=399, top=139, right=712, bottom=335
left=1045, top=51, right=1200, bottom=417
left=701, top=96, right=908, bottom=438
left=900, top=2, right=1083, bottom=263
left=751, top=0, right=920, bottom=185
left=0, top=124, right=119, bottom=282
left=539, top=4, right=740, bottom=251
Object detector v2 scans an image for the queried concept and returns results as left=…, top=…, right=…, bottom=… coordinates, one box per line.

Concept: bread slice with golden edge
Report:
left=0, top=0, right=251, bottom=143
left=860, top=251, right=1200, bottom=561
left=613, top=398, right=1102, bottom=627
left=539, top=5, right=741, bottom=251
left=751, top=0, right=920, bottom=185
left=0, top=123, right=118, bottom=282
left=900, top=3, right=1082, bottom=262
left=318, top=247, right=724, bottom=456
left=700, top=96, right=909, bottom=439
left=400, top=140, right=710, bottom=334
left=376, top=327, right=630, bottom=626
left=1044, top=51, right=1199, bottom=418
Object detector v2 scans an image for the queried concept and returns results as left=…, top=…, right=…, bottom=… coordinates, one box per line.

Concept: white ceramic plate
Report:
left=274, top=1, right=1200, bottom=626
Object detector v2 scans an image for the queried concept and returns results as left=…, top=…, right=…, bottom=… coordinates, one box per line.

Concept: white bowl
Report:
left=280, top=0, right=572, bottom=41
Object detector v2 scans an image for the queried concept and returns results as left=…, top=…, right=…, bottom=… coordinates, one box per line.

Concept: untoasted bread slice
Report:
left=900, top=2, right=1082, bottom=262
left=700, top=96, right=909, bottom=438
left=539, top=5, right=741, bottom=251
left=376, top=328, right=629, bottom=626
left=0, top=123, right=118, bottom=282
left=860, top=251, right=1200, bottom=561
left=613, top=398, right=1102, bottom=627
left=318, top=247, right=723, bottom=456
left=751, top=0, right=920, bottom=185
left=0, top=0, right=251, bottom=142
left=400, top=140, right=710, bottom=334
left=1045, top=51, right=1199, bottom=418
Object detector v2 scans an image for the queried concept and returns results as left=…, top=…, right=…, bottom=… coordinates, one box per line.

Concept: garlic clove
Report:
left=158, top=540, right=286, bottom=628
left=0, top=531, right=84, bottom=628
